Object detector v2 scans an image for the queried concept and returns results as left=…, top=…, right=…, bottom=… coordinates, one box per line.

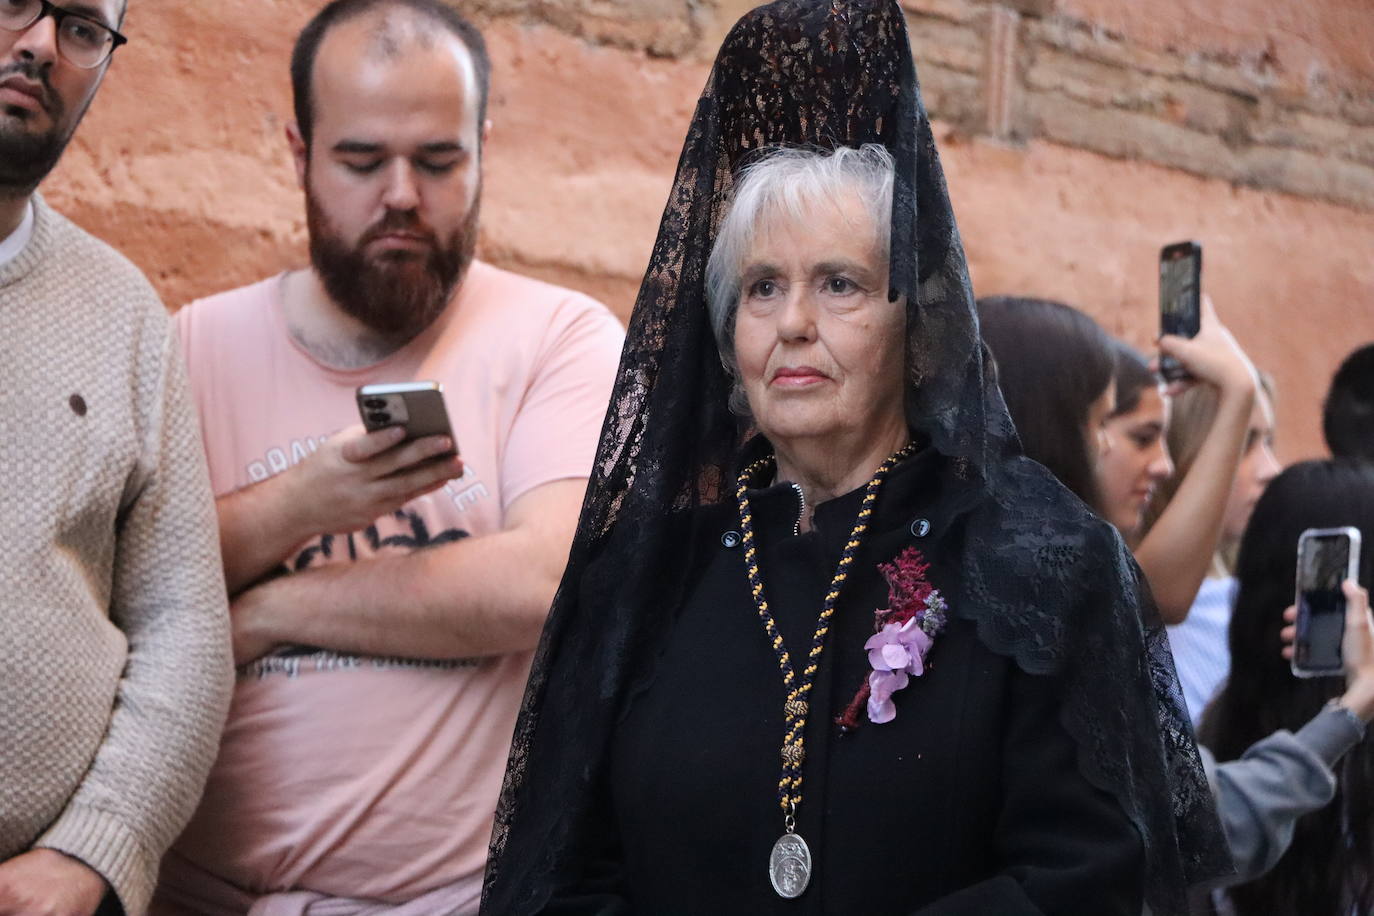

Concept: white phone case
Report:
left=1291, top=526, right=1362, bottom=678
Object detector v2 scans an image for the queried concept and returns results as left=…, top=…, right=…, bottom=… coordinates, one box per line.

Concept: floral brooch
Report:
left=837, top=547, right=947, bottom=730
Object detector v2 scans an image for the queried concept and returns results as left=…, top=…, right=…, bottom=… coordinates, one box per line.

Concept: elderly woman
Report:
left=482, top=1, right=1230, bottom=914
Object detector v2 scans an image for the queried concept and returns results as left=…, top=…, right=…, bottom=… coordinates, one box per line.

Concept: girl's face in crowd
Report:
left=1223, top=391, right=1281, bottom=544
left=1097, top=386, right=1174, bottom=536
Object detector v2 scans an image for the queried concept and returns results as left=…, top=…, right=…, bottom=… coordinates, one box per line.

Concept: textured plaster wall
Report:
left=1058, top=0, right=1374, bottom=90
left=41, top=0, right=1374, bottom=461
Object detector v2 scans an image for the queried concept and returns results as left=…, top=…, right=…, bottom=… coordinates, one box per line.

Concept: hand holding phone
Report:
left=283, top=422, right=462, bottom=538
left=1291, top=527, right=1363, bottom=678
left=357, top=381, right=458, bottom=456
left=1282, top=580, right=1374, bottom=721
left=263, top=383, right=462, bottom=538
left=1153, top=295, right=1255, bottom=400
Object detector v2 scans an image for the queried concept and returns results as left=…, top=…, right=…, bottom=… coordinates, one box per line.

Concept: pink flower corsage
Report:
left=837, top=547, right=948, bottom=730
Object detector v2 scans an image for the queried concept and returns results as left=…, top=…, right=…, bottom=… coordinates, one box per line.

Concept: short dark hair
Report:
left=290, top=0, right=491, bottom=151
left=1323, top=343, right=1374, bottom=462
left=977, top=296, right=1116, bottom=511
left=1108, top=339, right=1157, bottom=418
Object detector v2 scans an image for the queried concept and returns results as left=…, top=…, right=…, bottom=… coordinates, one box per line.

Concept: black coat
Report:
left=544, top=450, right=1144, bottom=915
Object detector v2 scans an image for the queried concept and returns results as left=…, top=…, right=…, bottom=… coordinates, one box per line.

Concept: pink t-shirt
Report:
left=169, top=261, right=623, bottom=902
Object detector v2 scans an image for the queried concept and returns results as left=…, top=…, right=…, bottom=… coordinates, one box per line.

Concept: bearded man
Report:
left=152, top=1, right=623, bottom=912
left=0, top=2, right=233, bottom=915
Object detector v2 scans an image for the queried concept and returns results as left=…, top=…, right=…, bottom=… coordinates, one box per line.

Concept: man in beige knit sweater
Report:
left=0, top=2, right=234, bottom=915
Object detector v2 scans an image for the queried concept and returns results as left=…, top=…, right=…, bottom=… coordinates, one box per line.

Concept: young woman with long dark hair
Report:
left=1198, top=460, right=1374, bottom=916
left=976, top=296, right=1116, bottom=510
left=980, top=296, right=1260, bottom=630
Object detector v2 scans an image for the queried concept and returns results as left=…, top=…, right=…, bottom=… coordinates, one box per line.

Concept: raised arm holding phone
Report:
left=1130, top=292, right=1261, bottom=623
left=1095, top=241, right=1264, bottom=625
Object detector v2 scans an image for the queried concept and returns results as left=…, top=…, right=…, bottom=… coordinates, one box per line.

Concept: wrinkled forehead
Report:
left=754, top=189, right=877, bottom=240
left=739, top=183, right=887, bottom=266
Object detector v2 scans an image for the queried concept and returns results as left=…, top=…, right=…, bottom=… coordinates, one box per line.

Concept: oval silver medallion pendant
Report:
left=769, top=832, right=813, bottom=899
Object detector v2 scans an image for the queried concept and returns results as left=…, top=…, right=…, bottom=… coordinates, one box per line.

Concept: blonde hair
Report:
left=1141, top=373, right=1276, bottom=576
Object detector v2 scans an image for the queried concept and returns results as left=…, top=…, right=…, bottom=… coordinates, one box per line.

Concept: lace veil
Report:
left=482, top=1, right=1231, bottom=912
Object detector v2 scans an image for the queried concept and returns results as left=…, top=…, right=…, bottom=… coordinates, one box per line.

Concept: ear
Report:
left=286, top=122, right=308, bottom=192
left=481, top=118, right=492, bottom=146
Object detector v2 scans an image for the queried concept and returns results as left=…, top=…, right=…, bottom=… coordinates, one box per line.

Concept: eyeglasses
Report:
left=0, top=0, right=127, bottom=69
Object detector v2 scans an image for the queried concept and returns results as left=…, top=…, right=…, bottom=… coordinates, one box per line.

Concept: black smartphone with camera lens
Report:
left=1292, top=526, right=1362, bottom=678
left=356, top=381, right=458, bottom=456
left=1158, top=241, right=1202, bottom=382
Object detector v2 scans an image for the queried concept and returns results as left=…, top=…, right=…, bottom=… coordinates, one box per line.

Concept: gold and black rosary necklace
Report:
left=734, top=442, right=916, bottom=899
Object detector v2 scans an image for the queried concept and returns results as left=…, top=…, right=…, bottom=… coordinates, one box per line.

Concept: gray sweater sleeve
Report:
left=1204, top=705, right=1365, bottom=885
left=34, top=316, right=234, bottom=916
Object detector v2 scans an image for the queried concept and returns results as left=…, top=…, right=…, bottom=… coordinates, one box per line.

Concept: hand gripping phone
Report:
left=356, top=381, right=458, bottom=456
left=1292, top=526, right=1362, bottom=678
left=1158, top=241, right=1202, bottom=382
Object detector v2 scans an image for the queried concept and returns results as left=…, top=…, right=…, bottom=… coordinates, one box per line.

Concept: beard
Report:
left=0, top=61, right=72, bottom=196
left=306, top=185, right=479, bottom=339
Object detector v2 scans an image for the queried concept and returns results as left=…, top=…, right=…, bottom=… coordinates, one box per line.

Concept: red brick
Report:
left=901, top=0, right=985, bottom=26
left=1054, top=0, right=1374, bottom=95
left=907, top=13, right=987, bottom=75
left=983, top=6, right=1020, bottom=139
left=34, top=2, right=1374, bottom=462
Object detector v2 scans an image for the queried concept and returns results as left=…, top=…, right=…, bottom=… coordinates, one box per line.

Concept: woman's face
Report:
left=1223, top=391, right=1281, bottom=543
left=1097, top=386, right=1174, bottom=536
left=733, top=192, right=907, bottom=450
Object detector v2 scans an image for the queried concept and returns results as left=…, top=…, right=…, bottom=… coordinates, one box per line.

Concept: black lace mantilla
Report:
left=482, top=1, right=1231, bottom=912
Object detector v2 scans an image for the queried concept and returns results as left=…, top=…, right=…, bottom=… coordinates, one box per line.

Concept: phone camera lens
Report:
left=363, top=398, right=388, bottom=410
left=368, top=411, right=391, bottom=426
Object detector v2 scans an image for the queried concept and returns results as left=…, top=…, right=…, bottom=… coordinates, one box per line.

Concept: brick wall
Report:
left=43, top=0, right=1374, bottom=459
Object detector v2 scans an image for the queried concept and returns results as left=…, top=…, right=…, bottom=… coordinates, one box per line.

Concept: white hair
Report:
left=704, top=144, right=896, bottom=385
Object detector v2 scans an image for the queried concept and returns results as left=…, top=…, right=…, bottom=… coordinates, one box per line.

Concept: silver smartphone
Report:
left=356, top=381, right=457, bottom=455
left=1292, top=526, right=1362, bottom=678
